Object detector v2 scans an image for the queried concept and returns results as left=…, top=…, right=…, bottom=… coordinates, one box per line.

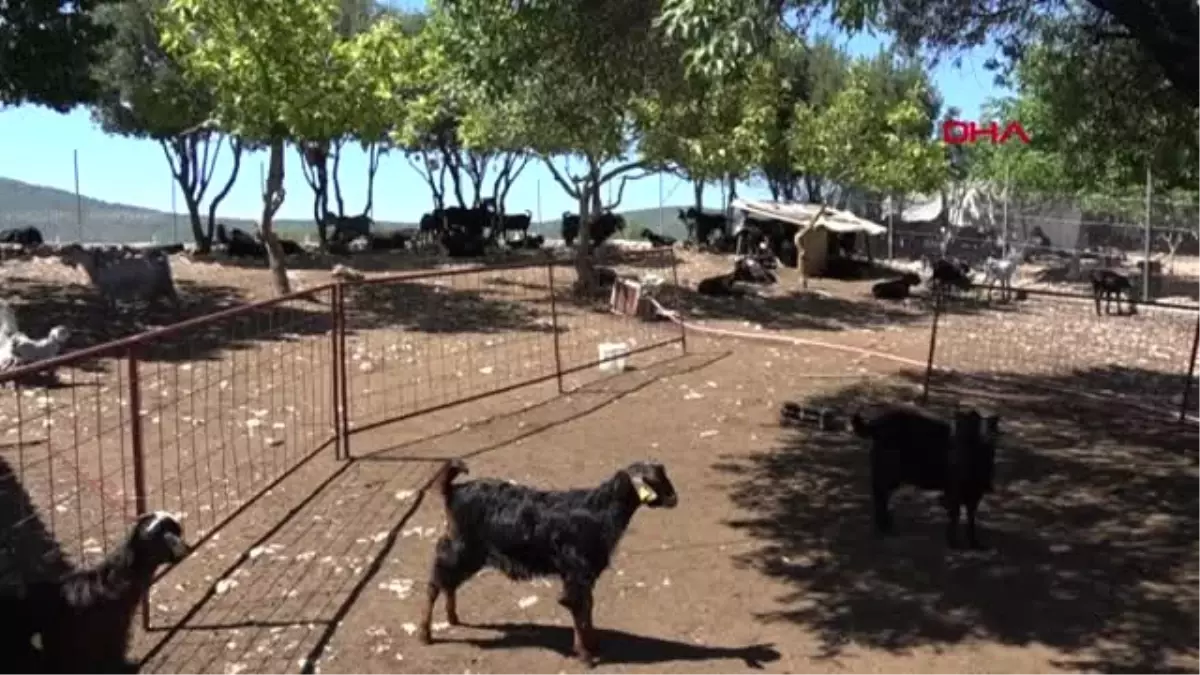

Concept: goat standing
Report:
left=1090, top=269, right=1136, bottom=316
left=59, top=246, right=180, bottom=311
left=852, top=406, right=1000, bottom=549
left=2, top=512, right=189, bottom=673
left=928, top=257, right=973, bottom=297
left=980, top=245, right=1024, bottom=302
left=418, top=459, right=678, bottom=665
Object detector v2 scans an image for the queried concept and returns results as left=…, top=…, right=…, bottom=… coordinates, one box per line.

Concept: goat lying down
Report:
left=0, top=512, right=189, bottom=674
left=852, top=406, right=1000, bottom=549
left=419, top=459, right=679, bottom=665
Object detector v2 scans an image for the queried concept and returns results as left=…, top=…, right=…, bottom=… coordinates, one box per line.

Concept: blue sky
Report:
left=0, top=25, right=1006, bottom=225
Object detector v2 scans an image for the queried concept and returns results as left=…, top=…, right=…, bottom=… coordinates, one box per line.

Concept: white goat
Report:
left=59, top=245, right=180, bottom=310
left=0, top=300, right=70, bottom=372
left=980, top=244, right=1025, bottom=302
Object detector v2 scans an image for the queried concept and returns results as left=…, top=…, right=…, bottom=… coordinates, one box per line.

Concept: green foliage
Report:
left=1016, top=12, right=1198, bottom=193
left=91, top=0, right=211, bottom=138
left=0, top=0, right=114, bottom=110
left=786, top=63, right=945, bottom=199
left=158, top=0, right=411, bottom=143
left=426, top=0, right=682, bottom=169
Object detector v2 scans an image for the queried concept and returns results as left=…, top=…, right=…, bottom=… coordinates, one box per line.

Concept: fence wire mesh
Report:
left=337, top=250, right=685, bottom=440
left=926, top=289, right=1199, bottom=417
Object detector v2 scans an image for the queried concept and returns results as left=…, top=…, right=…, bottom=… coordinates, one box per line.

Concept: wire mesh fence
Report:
left=336, top=249, right=686, bottom=444
left=922, top=288, right=1200, bottom=420
left=0, top=289, right=339, bottom=590
left=0, top=251, right=686, bottom=594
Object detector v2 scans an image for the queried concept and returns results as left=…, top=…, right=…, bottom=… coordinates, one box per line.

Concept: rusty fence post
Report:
left=1181, top=318, right=1199, bottom=423
left=330, top=283, right=344, bottom=460
left=546, top=262, right=566, bottom=394
left=920, top=291, right=944, bottom=405
left=127, top=348, right=151, bottom=631
left=338, top=283, right=350, bottom=458
left=669, top=250, right=687, bottom=353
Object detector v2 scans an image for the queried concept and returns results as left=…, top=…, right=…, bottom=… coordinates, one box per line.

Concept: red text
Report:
left=941, top=120, right=1031, bottom=145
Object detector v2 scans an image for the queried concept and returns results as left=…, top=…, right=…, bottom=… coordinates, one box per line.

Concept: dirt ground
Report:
left=0, top=245, right=1197, bottom=674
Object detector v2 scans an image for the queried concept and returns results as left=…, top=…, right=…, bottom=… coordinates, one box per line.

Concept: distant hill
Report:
left=0, top=176, right=706, bottom=245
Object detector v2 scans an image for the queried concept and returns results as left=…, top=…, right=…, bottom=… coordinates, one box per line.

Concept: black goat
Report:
left=871, top=272, right=922, bottom=300
left=697, top=273, right=738, bottom=296
left=560, top=212, right=581, bottom=246
left=640, top=228, right=676, bottom=248
left=370, top=231, right=410, bottom=251
left=0, top=227, right=44, bottom=248
left=677, top=208, right=727, bottom=247
left=2, top=512, right=189, bottom=673
left=852, top=406, right=1000, bottom=549
left=418, top=459, right=678, bottom=664
left=1090, top=269, right=1136, bottom=316
left=441, top=227, right=489, bottom=258
left=561, top=212, right=625, bottom=250
left=928, top=257, right=972, bottom=295
left=216, top=224, right=267, bottom=259
left=497, top=212, right=533, bottom=240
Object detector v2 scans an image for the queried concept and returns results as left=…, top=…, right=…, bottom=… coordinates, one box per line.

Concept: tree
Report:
left=296, top=0, right=398, bottom=246
left=656, top=0, right=1198, bottom=103
left=788, top=63, right=945, bottom=204
left=1016, top=11, right=1197, bottom=193
left=160, top=0, right=415, bottom=293
left=91, top=0, right=243, bottom=253
left=425, top=0, right=681, bottom=292
left=637, top=55, right=767, bottom=220
left=1, top=0, right=113, bottom=109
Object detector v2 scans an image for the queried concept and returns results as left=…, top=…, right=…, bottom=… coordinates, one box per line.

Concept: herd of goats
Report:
left=0, top=194, right=1161, bottom=673
left=0, top=199, right=1142, bottom=380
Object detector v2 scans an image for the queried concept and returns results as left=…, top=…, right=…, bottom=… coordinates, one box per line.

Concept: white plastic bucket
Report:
left=597, top=341, right=631, bottom=373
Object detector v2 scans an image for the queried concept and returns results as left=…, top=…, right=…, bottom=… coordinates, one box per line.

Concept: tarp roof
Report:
left=732, top=199, right=888, bottom=236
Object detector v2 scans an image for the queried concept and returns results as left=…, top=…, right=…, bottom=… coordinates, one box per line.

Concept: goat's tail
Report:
left=432, top=459, right=468, bottom=536
left=850, top=412, right=871, bottom=438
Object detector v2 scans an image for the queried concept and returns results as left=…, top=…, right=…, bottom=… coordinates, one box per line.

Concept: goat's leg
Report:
left=559, top=581, right=598, bottom=665
left=419, top=538, right=483, bottom=643
left=944, top=494, right=963, bottom=549
left=1093, top=291, right=1103, bottom=316
left=964, top=495, right=984, bottom=549
left=871, top=480, right=895, bottom=535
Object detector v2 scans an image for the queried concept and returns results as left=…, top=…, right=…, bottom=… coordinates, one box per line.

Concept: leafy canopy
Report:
left=158, top=0, right=415, bottom=143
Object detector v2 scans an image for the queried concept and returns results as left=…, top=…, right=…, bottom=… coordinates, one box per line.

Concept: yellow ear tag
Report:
left=30, top=633, right=43, bottom=651
left=635, top=482, right=657, bottom=504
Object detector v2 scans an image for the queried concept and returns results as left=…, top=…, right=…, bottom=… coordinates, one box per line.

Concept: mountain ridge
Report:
left=0, top=176, right=704, bottom=244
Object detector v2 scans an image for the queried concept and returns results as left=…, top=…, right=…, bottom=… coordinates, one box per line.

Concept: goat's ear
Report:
left=631, top=475, right=658, bottom=504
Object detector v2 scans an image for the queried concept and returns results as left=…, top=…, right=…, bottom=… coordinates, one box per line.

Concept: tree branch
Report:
left=598, top=159, right=649, bottom=185
left=543, top=157, right=580, bottom=198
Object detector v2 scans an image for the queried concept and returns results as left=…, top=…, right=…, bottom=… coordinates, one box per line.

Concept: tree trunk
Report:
left=693, top=180, right=704, bottom=211
left=260, top=139, right=291, bottom=295
left=206, top=137, right=243, bottom=252
left=182, top=193, right=206, bottom=253
left=572, top=179, right=598, bottom=297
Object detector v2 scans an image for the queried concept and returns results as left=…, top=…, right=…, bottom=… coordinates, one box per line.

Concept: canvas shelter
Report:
left=731, top=199, right=887, bottom=276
